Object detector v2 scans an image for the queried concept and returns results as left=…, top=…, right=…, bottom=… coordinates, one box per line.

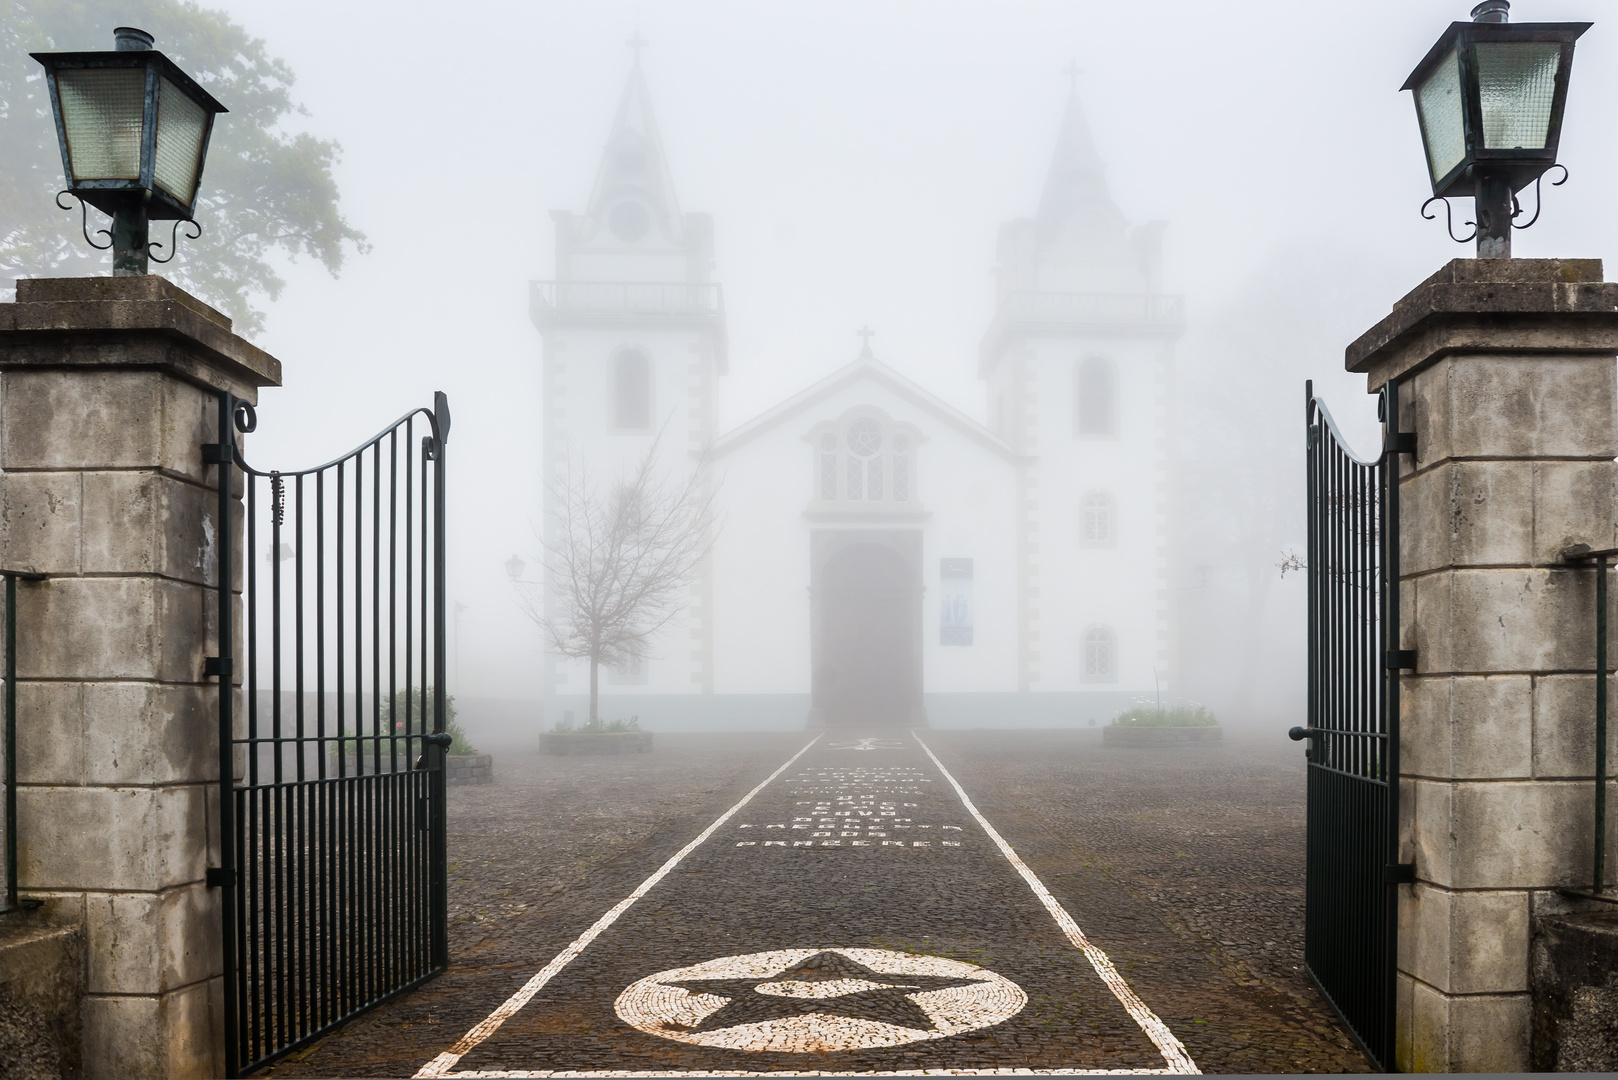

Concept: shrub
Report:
left=552, top=714, right=640, bottom=734
left=1110, top=704, right=1218, bottom=728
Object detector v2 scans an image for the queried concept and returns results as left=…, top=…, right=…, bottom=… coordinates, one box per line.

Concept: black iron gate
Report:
left=1294, top=379, right=1412, bottom=1072
left=208, top=390, right=453, bottom=1076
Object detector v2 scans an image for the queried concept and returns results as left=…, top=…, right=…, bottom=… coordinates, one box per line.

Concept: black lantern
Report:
left=1402, top=0, right=1588, bottom=257
left=505, top=555, right=527, bottom=581
left=32, top=27, right=227, bottom=275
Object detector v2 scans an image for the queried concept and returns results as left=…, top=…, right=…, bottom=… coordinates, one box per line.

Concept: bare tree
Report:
left=516, top=437, right=716, bottom=726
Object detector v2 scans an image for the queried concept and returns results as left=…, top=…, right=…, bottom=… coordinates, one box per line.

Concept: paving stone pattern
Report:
left=268, top=729, right=1370, bottom=1077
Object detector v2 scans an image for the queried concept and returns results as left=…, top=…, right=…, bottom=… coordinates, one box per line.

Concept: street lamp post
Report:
left=1404, top=1, right=1588, bottom=257
left=32, top=27, right=227, bottom=275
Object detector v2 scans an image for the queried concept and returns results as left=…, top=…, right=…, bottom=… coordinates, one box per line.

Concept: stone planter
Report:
left=447, top=753, right=494, bottom=785
left=539, top=731, right=654, bottom=756
left=1102, top=725, right=1223, bottom=748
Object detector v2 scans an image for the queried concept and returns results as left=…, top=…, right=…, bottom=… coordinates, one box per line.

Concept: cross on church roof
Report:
left=627, top=31, right=649, bottom=65
left=858, top=325, right=875, bottom=346
left=1063, top=58, right=1083, bottom=95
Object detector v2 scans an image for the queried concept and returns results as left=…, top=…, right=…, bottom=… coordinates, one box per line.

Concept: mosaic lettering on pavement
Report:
left=732, top=766, right=967, bottom=850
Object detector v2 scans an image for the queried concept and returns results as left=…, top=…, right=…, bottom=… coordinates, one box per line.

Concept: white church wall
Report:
left=541, top=323, right=715, bottom=707
left=1016, top=333, right=1171, bottom=699
left=567, top=250, right=691, bottom=282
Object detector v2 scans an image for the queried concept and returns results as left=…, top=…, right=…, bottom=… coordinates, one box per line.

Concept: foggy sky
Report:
left=157, top=0, right=1617, bottom=709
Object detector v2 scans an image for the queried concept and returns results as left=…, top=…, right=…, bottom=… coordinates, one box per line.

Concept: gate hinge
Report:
left=206, top=866, right=235, bottom=888
left=1384, top=863, right=1416, bottom=884
left=1385, top=431, right=1417, bottom=455
left=1385, top=649, right=1417, bottom=670
left=200, top=443, right=233, bottom=465
left=204, top=656, right=233, bottom=677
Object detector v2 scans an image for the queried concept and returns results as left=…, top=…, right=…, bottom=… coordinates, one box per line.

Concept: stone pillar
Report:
left=0, top=276, right=279, bottom=1078
left=1346, top=258, right=1618, bottom=1072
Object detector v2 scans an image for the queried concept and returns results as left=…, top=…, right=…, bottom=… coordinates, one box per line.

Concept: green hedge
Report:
left=1110, top=704, right=1219, bottom=728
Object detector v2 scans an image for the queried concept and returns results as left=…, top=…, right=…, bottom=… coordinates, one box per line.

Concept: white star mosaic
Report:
left=614, top=948, right=1027, bottom=1053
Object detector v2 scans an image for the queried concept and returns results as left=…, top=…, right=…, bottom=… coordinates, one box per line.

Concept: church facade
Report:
left=531, top=65, right=1183, bottom=730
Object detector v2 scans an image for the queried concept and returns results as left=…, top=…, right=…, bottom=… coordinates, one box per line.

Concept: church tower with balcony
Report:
left=978, top=88, right=1184, bottom=700
left=530, top=58, right=727, bottom=712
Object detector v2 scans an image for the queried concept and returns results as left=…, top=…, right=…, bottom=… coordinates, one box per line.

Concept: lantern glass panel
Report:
left=1476, top=42, right=1561, bottom=150
left=57, top=67, right=145, bottom=180
left=1417, top=47, right=1466, bottom=183
left=154, top=76, right=208, bottom=203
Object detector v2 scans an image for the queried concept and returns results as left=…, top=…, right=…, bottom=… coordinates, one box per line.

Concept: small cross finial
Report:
left=858, top=325, right=875, bottom=347
left=627, top=31, right=648, bottom=64
left=1063, top=58, right=1083, bottom=95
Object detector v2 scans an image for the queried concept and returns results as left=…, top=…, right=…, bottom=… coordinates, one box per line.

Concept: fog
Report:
left=180, top=0, right=1617, bottom=741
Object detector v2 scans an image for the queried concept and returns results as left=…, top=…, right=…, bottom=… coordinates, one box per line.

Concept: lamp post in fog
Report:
left=32, top=26, right=227, bottom=274
left=1404, top=0, right=1587, bottom=257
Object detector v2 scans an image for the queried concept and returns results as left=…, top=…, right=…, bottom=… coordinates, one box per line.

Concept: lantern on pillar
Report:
left=1403, top=1, right=1588, bottom=257
left=32, top=27, right=227, bottom=275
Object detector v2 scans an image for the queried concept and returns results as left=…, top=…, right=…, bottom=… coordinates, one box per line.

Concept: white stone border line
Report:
left=912, top=734, right=1200, bottom=1076
left=446, top=1069, right=1172, bottom=1077
left=414, top=735, right=824, bottom=1079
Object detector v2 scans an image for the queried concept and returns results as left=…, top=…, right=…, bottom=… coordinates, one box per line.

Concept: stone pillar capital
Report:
left=0, top=276, right=281, bottom=401
left=1347, top=258, right=1618, bottom=393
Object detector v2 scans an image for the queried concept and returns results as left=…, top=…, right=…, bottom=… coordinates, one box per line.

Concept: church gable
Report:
left=711, top=355, right=1016, bottom=464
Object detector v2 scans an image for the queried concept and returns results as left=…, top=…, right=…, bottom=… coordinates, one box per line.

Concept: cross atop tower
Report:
left=627, top=31, right=649, bottom=65
left=857, top=324, right=875, bottom=357
left=1062, top=58, right=1083, bottom=96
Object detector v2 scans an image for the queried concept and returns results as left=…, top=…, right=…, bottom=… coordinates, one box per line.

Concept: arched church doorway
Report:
left=810, top=535, right=922, bottom=728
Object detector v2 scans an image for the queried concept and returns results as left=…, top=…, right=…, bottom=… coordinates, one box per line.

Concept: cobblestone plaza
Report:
left=268, top=731, right=1369, bottom=1076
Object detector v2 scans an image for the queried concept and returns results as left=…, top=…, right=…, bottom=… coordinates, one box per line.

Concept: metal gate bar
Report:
left=1295, top=379, right=1409, bottom=1071
left=210, top=391, right=452, bottom=1076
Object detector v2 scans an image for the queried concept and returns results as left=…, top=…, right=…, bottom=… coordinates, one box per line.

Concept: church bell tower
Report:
left=530, top=50, right=726, bottom=715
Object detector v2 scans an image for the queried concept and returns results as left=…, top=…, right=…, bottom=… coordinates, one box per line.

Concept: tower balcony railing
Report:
left=530, top=280, right=724, bottom=318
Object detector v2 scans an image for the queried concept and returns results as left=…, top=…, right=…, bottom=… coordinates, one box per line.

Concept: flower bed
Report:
left=1103, top=703, right=1221, bottom=747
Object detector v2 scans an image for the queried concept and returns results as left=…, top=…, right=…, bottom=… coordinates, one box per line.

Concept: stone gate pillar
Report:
left=0, top=276, right=279, bottom=1078
left=1347, top=258, right=1618, bottom=1072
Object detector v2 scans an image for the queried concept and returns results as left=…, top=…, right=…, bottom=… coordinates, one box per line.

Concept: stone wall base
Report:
left=0, top=921, right=83, bottom=1080
left=447, top=754, right=494, bottom=786
left=1532, top=911, right=1618, bottom=1070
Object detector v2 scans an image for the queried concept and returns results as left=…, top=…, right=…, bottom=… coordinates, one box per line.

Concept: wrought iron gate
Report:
left=1294, top=379, right=1412, bottom=1072
left=208, top=390, right=452, bottom=1076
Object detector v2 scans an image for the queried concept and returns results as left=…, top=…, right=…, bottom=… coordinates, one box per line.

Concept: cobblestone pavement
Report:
left=269, top=729, right=1370, bottom=1077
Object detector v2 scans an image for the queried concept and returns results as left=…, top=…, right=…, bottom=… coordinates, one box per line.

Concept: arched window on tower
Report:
left=1075, top=357, right=1116, bottom=437
left=1082, top=626, right=1117, bottom=682
left=1080, top=491, right=1115, bottom=547
left=614, top=349, right=651, bottom=430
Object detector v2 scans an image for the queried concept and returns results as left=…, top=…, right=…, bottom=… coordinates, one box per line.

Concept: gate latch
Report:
left=206, top=867, right=235, bottom=888
left=204, top=656, right=233, bottom=677
left=1384, top=863, right=1416, bottom=884
left=1385, top=649, right=1418, bottom=670
left=200, top=442, right=233, bottom=465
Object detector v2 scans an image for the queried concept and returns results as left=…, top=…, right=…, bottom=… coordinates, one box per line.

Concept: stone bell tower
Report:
left=529, top=52, right=727, bottom=714
left=978, top=86, right=1183, bottom=710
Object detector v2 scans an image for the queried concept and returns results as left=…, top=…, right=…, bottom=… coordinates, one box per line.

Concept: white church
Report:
left=532, top=63, right=1183, bottom=730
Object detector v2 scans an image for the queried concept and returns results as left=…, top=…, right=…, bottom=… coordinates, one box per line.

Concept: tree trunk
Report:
left=589, top=653, right=600, bottom=727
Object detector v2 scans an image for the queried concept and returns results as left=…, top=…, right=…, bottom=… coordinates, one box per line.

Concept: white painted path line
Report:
left=447, top=1069, right=1171, bottom=1077
left=414, top=735, right=824, bottom=1079
left=912, top=734, right=1200, bottom=1076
